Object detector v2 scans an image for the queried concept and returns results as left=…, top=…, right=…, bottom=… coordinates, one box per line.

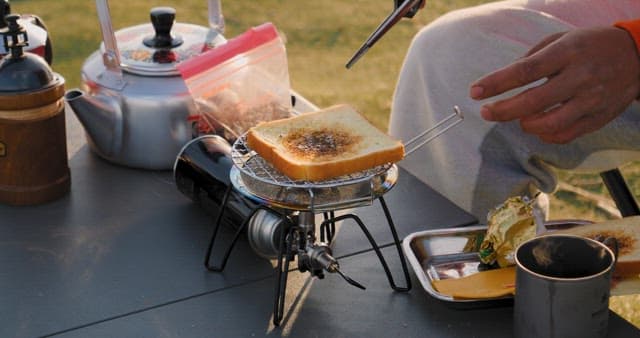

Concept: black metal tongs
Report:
left=346, top=0, right=426, bottom=68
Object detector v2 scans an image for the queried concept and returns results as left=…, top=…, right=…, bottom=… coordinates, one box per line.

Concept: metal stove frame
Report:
left=203, top=136, right=412, bottom=326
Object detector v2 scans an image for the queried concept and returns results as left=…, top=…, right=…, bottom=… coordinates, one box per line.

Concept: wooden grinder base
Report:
left=0, top=83, right=70, bottom=205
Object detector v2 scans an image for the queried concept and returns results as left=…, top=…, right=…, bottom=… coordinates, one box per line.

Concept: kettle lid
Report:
left=0, top=14, right=56, bottom=93
left=109, top=7, right=225, bottom=76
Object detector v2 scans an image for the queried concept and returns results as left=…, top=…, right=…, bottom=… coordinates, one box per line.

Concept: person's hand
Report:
left=469, top=27, right=640, bottom=144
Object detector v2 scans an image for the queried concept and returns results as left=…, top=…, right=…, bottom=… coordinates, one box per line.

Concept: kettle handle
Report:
left=208, top=0, right=225, bottom=33
left=95, top=0, right=125, bottom=89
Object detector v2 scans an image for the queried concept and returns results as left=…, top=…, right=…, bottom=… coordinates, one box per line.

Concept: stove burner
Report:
left=230, top=133, right=398, bottom=212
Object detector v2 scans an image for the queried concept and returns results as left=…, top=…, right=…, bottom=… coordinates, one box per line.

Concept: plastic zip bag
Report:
left=178, top=22, right=292, bottom=142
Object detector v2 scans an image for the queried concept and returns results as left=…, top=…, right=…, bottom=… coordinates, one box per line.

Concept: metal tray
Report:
left=402, top=225, right=511, bottom=308
left=403, top=221, right=640, bottom=308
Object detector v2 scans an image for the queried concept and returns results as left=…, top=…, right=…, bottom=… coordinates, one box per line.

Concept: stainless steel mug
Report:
left=514, top=234, right=615, bottom=338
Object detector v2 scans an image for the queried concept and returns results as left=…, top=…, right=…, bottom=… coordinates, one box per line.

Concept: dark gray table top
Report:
left=1, top=112, right=638, bottom=338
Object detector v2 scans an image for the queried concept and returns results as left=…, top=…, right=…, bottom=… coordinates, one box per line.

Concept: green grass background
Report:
left=12, top=0, right=639, bottom=327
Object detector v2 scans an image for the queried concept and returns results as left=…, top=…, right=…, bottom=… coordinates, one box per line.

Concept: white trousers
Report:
left=390, top=0, right=640, bottom=221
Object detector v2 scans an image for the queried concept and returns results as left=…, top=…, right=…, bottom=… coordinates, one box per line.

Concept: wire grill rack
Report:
left=230, top=133, right=397, bottom=211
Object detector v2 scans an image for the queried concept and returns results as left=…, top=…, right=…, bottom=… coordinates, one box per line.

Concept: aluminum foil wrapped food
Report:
left=479, top=196, right=540, bottom=267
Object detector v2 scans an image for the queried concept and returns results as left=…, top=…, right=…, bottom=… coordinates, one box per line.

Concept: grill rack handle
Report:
left=404, top=106, right=464, bottom=156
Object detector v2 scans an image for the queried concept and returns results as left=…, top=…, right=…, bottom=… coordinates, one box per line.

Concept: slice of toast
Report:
left=548, top=216, right=640, bottom=277
left=246, top=104, right=405, bottom=181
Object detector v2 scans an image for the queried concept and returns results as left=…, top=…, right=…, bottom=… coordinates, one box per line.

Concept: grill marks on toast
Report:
left=282, top=127, right=361, bottom=160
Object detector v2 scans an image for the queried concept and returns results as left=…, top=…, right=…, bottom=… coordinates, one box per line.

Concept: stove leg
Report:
left=201, top=184, right=293, bottom=324
left=321, top=212, right=330, bottom=243
left=378, top=196, right=412, bottom=292
left=203, top=185, right=278, bottom=272
left=273, top=224, right=297, bottom=326
left=319, top=197, right=411, bottom=292
left=320, top=211, right=336, bottom=243
left=204, top=185, right=240, bottom=271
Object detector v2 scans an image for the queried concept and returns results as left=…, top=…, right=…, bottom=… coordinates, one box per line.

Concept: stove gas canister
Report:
left=174, top=135, right=257, bottom=228
left=174, top=135, right=286, bottom=258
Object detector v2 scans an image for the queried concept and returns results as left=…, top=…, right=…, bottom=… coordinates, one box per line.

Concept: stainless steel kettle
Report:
left=65, top=0, right=226, bottom=169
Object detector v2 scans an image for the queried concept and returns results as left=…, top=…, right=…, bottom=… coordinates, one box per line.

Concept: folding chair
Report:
left=600, top=168, right=640, bottom=217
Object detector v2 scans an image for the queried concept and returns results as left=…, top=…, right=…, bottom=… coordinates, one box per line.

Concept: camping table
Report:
left=1, top=106, right=639, bottom=338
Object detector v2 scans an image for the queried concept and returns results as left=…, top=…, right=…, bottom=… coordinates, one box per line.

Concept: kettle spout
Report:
left=65, top=89, right=123, bottom=157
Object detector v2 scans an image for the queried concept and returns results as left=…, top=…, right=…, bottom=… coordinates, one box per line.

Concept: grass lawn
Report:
left=12, top=0, right=640, bottom=328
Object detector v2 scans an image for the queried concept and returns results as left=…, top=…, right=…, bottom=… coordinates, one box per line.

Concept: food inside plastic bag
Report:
left=178, top=22, right=293, bottom=142
left=479, top=196, right=540, bottom=267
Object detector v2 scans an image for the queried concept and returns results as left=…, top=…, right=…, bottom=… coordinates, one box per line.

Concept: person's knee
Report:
left=407, top=4, right=507, bottom=63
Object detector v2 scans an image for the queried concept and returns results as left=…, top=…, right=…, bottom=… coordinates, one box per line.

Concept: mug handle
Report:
left=595, top=235, right=619, bottom=265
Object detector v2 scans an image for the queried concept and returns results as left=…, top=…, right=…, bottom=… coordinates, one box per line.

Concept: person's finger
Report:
left=471, top=57, right=558, bottom=100
left=537, top=111, right=611, bottom=144
left=470, top=40, right=569, bottom=100
left=480, top=71, right=576, bottom=121
left=524, top=32, right=565, bottom=57
left=519, top=102, right=584, bottom=136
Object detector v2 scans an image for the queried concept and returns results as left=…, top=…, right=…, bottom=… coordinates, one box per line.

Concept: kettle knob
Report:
left=143, top=7, right=183, bottom=48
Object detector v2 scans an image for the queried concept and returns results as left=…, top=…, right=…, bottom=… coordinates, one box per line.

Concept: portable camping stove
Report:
left=196, top=103, right=463, bottom=326
left=203, top=133, right=411, bottom=326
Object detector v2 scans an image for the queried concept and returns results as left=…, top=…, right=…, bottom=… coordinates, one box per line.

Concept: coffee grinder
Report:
left=0, top=14, right=70, bottom=205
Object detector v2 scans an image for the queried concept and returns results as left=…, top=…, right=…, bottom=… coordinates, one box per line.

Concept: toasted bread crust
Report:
left=246, top=104, right=404, bottom=181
